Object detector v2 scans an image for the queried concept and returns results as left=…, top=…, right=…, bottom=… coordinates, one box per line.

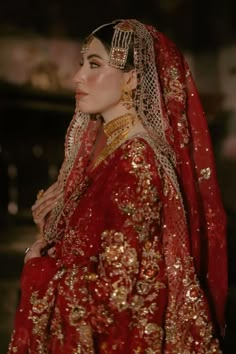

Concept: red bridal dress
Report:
left=8, top=137, right=225, bottom=353
left=8, top=23, right=227, bottom=354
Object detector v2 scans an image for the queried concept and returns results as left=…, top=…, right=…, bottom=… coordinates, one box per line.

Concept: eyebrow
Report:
left=87, top=54, right=104, bottom=60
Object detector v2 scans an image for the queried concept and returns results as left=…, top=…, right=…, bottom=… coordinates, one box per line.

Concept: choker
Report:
left=103, top=113, right=136, bottom=145
left=91, top=113, right=137, bottom=170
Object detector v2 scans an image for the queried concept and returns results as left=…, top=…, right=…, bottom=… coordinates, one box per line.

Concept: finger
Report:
left=42, top=194, right=62, bottom=210
left=45, top=181, right=63, bottom=195
left=33, top=239, right=47, bottom=248
left=32, top=181, right=61, bottom=205
left=32, top=195, right=62, bottom=222
left=31, top=189, right=63, bottom=211
left=35, top=183, right=58, bottom=204
left=24, top=240, right=47, bottom=263
left=42, top=181, right=62, bottom=198
left=32, top=186, right=63, bottom=224
left=32, top=190, right=63, bottom=211
left=31, top=187, right=62, bottom=209
left=34, top=221, right=44, bottom=234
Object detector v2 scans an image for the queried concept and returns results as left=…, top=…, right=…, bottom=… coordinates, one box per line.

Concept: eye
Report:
left=89, top=61, right=100, bottom=68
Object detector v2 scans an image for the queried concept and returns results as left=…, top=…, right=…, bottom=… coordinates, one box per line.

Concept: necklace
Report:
left=103, top=113, right=136, bottom=144
left=92, top=113, right=137, bottom=170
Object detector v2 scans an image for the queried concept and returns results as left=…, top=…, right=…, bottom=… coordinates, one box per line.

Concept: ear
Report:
left=124, top=69, right=138, bottom=90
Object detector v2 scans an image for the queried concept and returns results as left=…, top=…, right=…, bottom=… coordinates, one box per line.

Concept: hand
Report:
left=24, top=239, right=56, bottom=263
left=24, top=239, right=46, bottom=263
left=31, top=181, right=63, bottom=233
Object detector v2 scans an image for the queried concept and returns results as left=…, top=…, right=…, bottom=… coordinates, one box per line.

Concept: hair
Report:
left=85, top=22, right=135, bottom=72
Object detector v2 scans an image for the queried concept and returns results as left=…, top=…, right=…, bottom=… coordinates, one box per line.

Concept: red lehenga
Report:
left=8, top=21, right=227, bottom=354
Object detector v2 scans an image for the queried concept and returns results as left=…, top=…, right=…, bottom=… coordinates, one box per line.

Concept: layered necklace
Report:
left=92, top=113, right=137, bottom=170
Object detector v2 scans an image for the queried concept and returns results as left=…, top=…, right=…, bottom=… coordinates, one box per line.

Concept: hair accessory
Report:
left=81, top=35, right=93, bottom=54
left=82, top=20, right=134, bottom=69
left=82, top=20, right=119, bottom=54
left=109, top=21, right=134, bottom=69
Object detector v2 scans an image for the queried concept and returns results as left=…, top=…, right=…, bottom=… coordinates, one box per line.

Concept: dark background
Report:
left=0, top=0, right=236, bottom=51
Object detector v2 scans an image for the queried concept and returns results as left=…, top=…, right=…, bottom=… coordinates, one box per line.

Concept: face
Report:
left=74, top=37, right=127, bottom=116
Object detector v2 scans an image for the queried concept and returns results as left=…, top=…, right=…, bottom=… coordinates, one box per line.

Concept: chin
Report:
left=78, top=105, right=99, bottom=115
left=79, top=109, right=97, bottom=115
left=77, top=105, right=90, bottom=114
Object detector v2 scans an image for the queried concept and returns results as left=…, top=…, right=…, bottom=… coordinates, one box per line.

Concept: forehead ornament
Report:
left=81, top=21, right=134, bottom=69
left=81, top=35, right=93, bottom=55
left=109, top=21, right=134, bottom=69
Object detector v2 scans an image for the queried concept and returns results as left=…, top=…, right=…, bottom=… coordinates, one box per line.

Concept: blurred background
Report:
left=0, top=0, right=236, bottom=352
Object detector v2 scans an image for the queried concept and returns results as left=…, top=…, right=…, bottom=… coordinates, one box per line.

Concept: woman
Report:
left=8, top=19, right=227, bottom=353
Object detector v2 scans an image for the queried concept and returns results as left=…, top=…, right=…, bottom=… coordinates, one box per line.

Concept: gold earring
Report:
left=121, top=86, right=133, bottom=109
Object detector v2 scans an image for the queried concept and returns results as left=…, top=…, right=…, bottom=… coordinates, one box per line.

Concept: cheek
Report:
left=86, top=71, right=107, bottom=88
left=88, top=71, right=122, bottom=93
left=102, top=76, right=122, bottom=101
left=87, top=74, right=100, bottom=86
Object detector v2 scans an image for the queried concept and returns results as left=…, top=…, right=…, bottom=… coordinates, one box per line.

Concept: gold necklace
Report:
left=103, top=113, right=136, bottom=142
left=92, top=113, right=137, bottom=170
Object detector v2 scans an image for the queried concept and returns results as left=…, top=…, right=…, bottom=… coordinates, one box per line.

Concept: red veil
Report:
left=149, top=26, right=227, bottom=336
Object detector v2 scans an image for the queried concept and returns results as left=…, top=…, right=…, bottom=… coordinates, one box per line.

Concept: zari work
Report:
left=8, top=137, right=222, bottom=353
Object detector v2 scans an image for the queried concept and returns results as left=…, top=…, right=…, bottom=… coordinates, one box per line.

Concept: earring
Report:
left=121, top=86, right=133, bottom=109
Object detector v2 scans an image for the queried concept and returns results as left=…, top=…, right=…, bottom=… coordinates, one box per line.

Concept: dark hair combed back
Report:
left=92, top=23, right=135, bottom=72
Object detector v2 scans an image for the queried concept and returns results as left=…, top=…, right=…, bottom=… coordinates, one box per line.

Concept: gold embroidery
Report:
left=177, top=112, right=190, bottom=147
left=164, top=65, right=186, bottom=104
left=68, top=305, right=86, bottom=326
left=50, top=306, right=64, bottom=344
left=100, top=229, right=139, bottom=312
left=27, top=267, right=65, bottom=353
left=199, top=167, right=211, bottom=181
left=165, top=255, right=222, bottom=353
left=117, top=139, right=162, bottom=242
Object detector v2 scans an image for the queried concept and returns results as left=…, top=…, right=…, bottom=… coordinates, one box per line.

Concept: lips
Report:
left=75, top=90, right=88, bottom=99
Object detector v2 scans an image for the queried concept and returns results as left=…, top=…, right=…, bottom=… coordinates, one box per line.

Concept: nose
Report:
left=73, top=67, right=83, bottom=83
left=74, top=61, right=88, bottom=84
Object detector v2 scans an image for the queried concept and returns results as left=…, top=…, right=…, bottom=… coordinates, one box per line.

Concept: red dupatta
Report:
left=149, top=26, right=228, bottom=336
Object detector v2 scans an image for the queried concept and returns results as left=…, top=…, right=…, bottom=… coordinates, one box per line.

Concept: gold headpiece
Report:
left=81, top=20, right=134, bottom=70
left=82, top=21, right=118, bottom=55
left=109, top=21, right=134, bottom=69
left=81, top=35, right=93, bottom=55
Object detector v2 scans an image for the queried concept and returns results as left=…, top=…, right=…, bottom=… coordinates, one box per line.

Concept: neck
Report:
left=90, top=112, right=137, bottom=170
left=103, top=112, right=137, bottom=145
left=102, top=107, right=137, bottom=124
